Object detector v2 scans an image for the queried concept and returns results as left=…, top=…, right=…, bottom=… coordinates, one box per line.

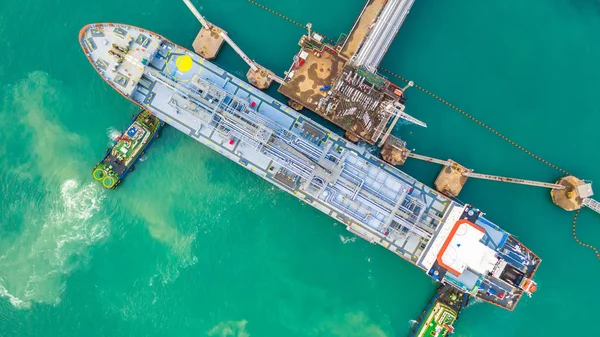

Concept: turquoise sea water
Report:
left=1, top=0, right=599, bottom=336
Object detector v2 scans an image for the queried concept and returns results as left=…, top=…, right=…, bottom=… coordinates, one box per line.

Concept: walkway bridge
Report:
left=349, top=0, right=416, bottom=72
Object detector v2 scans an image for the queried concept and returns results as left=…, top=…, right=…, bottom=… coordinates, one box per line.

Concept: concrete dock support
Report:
left=345, top=131, right=360, bottom=143
left=246, top=68, right=273, bottom=90
left=551, top=176, right=587, bottom=211
left=381, top=136, right=408, bottom=166
left=434, top=161, right=469, bottom=197
left=287, top=99, right=304, bottom=111
left=192, top=26, right=224, bottom=60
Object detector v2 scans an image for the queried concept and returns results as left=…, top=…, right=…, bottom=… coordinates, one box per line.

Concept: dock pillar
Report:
left=434, top=160, right=469, bottom=197
left=344, top=131, right=360, bottom=143
left=551, top=176, right=590, bottom=211
left=247, top=67, right=272, bottom=90
left=288, top=99, right=304, bottom=111
left=381, top=135, right=409, bottom=166
left=192, top=26, right=224, bottom=60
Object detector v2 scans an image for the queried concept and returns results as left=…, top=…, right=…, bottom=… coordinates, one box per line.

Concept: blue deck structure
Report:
left=79, top=23, right=540, bottom=310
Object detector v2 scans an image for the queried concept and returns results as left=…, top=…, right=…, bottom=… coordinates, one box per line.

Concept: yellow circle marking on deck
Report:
left=176, top=55, right=193, bottom=72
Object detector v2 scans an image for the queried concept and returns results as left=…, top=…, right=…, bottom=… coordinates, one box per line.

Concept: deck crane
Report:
left=183, top=0, right=286, bottom=85
left=377, top=81, right=429, bottom=147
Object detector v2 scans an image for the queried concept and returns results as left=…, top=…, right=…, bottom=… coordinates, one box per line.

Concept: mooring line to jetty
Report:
left=247, top=0, right=599, bottom=256
left=572, top=210, right=600, bottom=259
left=377, top=67, right=571, bottom=176
left=246, top=0, right=571, bottom=176
left=247, top=0, right=305, bottom=28
left=246, top=0, right=335, bottom=43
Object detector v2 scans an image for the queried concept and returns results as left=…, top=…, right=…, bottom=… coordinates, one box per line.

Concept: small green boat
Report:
left=409, top=285, right=470, bottom=337
left=92, top=110, right=164, bottom=189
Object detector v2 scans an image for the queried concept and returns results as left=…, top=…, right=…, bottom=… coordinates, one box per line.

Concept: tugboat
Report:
left=409, top=285, right=470, bottom=337
left=92, top=109, right=164, bottom=189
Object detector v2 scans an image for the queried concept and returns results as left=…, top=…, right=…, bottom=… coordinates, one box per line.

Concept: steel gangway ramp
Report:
left=583, top=198, right=600, bottom=214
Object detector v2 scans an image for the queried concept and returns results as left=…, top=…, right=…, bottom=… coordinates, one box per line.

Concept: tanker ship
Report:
left=79, top=23, right=540, bottom=310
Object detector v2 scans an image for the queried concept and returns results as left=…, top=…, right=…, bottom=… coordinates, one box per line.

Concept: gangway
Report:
left=401, top=150, right=565, bottom=192
left=583, top=198, right=600, bottom=214
left=405, top=152, right=452, bottom=166
left=377, top=83, right=427, bottom=147
left=183, top=0, right=285, bottom=86
left=463, top=172, right=564, bottom=190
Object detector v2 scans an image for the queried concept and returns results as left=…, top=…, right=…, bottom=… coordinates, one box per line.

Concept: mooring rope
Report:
left=245, top=0, right=600, bottom=257
left=246, top=0, right=570, bottom=176
left=377, top=67, right=571, bottom=176
left=572, top=210, right=600, bottom=259
left=247, top=0, right=335, bottom=43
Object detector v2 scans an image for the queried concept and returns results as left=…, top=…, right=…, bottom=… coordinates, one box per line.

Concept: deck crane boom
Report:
left=183, top=0, right=285, bottom=85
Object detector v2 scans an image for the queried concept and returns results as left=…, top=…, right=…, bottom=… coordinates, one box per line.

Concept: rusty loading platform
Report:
left=279, top=0, right=420, bottom=145
left=192, top=26, right=224, bottom=60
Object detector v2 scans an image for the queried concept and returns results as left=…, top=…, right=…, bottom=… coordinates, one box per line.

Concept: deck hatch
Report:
left=90, top=27, right=104, bottom=37
left=95, top=59, right=108, bottom=71
left=135, top=34, right=152, bottom=48
left=114, top=73, right=130, bottom=88
left=113, top=27, right=127, bottom=39
left=86, top=38, right=97, bottom=51
left=142, top=38, right=152, bottom=48
left=135, top=34, right=147, bottom=46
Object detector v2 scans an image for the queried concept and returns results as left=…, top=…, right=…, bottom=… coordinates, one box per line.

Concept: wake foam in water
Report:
left=207, top=319, right=250, bottom=337
left=0, top=179, right=108, bottom=309
left=0, top=72, right=109, bottom=308
left=314, top=311, right=389, bottom=337
left=339, top=234, right=357, bottom=244
left=465, top=296, right=483, bottom=308
left=106, top=126, right=121, bottom=146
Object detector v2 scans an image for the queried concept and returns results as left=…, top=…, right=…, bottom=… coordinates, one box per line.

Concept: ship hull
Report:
left=79, top=23, right=540, bottom=310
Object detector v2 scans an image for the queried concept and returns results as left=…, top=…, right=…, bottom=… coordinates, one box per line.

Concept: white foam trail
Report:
left=465, top=296, right=483, bottom=308
left=408, top=319, right=418, bottom=327
left=0, top=284, right=29, bottom=309
left=207, top=320, right=250, bottom=337
left=106, top=126, right=121, bottom=146
left=0, top=72, right=110, bottom=309
left=0, top=180, right=108, bottom=308
left=339, top=234, right=357, bottom=244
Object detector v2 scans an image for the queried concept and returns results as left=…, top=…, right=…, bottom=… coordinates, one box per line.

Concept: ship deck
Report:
left=80, top=23, right=541, bottom=311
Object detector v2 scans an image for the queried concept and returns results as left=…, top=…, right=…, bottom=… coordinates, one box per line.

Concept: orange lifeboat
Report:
left=520, top=278, right=538, bottom=293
